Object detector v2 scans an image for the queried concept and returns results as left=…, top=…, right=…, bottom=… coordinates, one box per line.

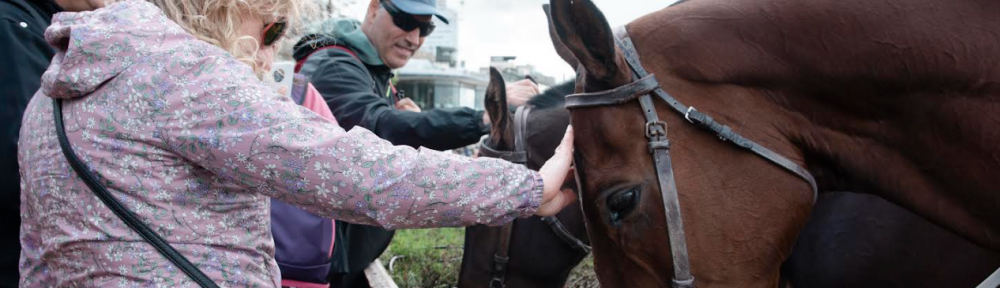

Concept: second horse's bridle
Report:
left=562, top=27, right=818, bottom=288
left=478, top=105, right=592, bottom=288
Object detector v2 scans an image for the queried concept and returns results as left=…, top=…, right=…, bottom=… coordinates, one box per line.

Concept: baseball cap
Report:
left=386, top=0, right=450, bottom=24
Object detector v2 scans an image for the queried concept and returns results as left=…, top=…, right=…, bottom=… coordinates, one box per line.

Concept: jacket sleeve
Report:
left=306, top=51, right=489, bottom=151
left=162, top=55, right=543, bottom=229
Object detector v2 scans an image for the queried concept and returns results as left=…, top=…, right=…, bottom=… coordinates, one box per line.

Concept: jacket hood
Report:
left=40, top=0, right=194, bottom=99
left=293, top=18, right=384, bottom=67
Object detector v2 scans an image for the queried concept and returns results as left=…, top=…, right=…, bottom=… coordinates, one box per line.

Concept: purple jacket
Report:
left=17, top=1, right=542, bottom=287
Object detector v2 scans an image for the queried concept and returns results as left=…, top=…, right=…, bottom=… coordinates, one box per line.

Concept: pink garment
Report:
left=17, top=1, right=543, bottom=287
left=303, top=83, right=337, bottom=126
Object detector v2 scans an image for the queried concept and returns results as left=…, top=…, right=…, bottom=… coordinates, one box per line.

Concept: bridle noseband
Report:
left=478, top=105, right=592, bottom=288
left=563, top=27, right=818, bottom=288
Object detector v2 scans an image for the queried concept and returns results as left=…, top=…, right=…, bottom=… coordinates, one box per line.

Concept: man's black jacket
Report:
left=0, top=0, right=61, bottom=286
left=294, top=37, right=489, bottom=151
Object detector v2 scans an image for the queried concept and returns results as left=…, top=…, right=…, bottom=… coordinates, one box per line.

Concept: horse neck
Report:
left=630, top=0, right=1000, bottom=251
left=524, top=107, right=571, bottom=170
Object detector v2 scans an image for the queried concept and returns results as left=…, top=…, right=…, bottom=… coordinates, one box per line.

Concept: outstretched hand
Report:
left=395, top=98, right=422, bottom=112
left=536, top=126, right=576, bottom=217
left=506, top=79, right=541, bottom=107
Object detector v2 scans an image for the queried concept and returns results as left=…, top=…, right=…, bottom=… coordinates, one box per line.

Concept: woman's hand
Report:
left=536, top=126, right=576, bottom=217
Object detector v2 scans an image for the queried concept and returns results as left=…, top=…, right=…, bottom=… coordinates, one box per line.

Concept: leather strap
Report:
left=479, top=106, right=533, bottom=165
left=478, top=138, right=527, bottom=164
left=513, top=106, right=531, bottom=157
left=541, top=216, right=592, bottom=254
left=564, top=74, right=659, bottom=108
left=613, top=26, right=818, bottom=202
left=490, top=222, right=515, bottom=288
left=53, top=99, right=219, bottom=288
left=637, top=92, right=695, bottom=287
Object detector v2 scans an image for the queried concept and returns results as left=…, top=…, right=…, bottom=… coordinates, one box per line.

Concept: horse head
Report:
left=548, top=0, right=815, bottom=286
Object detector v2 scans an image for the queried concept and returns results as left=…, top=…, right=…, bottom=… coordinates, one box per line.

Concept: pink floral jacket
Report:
left=17, top=1, right=542, bottom=287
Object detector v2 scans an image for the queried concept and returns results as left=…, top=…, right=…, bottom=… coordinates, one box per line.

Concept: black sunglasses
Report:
left=381, top=0, right=436, bottom=37
left=262, top=21, right=288, bottom=47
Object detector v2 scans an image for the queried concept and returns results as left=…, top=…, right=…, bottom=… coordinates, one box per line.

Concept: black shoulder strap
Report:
left=52, top=99, right=219, bottom=288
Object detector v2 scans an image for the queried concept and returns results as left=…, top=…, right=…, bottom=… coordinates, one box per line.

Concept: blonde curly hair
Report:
left=139, top=0, right=315, bottom=74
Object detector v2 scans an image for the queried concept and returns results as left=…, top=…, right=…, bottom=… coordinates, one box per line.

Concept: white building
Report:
left=396, top=59, right=488, bottom=111
left=416, top=0, right=459, bottom=66
left=483, top=56, right=557, bottom=89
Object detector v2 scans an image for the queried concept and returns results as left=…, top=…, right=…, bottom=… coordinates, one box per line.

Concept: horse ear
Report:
left=485, top=67, right=513, bottom=146
left=548, top=0, right=628, bottom=87
left=543, top=4, right=580, bottom=71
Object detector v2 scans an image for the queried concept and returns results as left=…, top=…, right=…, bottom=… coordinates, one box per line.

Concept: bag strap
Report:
left=294, top=45, right=398, bottom=103
left=294, top=45, right=359, bottom=73
left=52, top=99, right=219, bottom=288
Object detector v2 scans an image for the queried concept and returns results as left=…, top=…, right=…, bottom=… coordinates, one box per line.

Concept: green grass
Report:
left=378, top=228, right=600, bottom=288
left=566, top=254, right=600, bottom=288
left=378, top=228, right=466, bottom=288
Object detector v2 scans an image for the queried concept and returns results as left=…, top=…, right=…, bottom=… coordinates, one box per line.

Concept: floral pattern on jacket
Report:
left=17, top=1, right=542, bottom=287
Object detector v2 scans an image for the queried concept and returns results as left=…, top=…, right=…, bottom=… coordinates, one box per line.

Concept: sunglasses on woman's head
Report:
left=262, top=21, right=287, bottom=47
left=381, top=0, right=436, bottom=37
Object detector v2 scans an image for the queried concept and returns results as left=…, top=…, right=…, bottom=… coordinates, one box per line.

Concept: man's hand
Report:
left=395, top=98, right=422, bottom=112
left=505, top=79, right=541, bottom=107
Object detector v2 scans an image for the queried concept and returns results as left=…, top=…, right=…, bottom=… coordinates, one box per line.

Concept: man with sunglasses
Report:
left=292, top=0, right=539, bottom=286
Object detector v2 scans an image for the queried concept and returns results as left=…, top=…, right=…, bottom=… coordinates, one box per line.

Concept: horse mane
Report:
left=527, top=79, right=575, bottom=110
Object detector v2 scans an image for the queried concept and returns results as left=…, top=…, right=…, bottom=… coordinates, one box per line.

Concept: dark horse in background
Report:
left=457, top=69, right=588, bottom=288
left=544, top=0, right=1000, bottom=286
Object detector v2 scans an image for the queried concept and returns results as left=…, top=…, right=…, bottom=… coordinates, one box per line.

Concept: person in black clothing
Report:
left=292, top=0, right=540, bottom=286
left=0, top=0, right=103, bottom=286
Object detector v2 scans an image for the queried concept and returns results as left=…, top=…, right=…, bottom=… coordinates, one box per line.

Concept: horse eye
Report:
left=607, top=188, right=638, bottom=224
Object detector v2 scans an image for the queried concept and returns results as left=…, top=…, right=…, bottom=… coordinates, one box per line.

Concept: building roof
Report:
left=397, top=59, right=489, bottom=85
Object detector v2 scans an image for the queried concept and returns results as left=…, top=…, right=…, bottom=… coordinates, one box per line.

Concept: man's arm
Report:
left=305, top=51, right=488, bottom=151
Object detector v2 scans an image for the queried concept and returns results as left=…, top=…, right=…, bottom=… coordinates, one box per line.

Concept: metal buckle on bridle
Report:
left=489, top=278, right=506, bottom=288
left=646, top=121, right=671, bottom=152
left=645, top=121, right=668, bottom=139
left=684, top=106, right=697, bottom=123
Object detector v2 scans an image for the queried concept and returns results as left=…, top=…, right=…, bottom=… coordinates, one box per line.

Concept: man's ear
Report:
left=366, top=0, right=381, bottom=22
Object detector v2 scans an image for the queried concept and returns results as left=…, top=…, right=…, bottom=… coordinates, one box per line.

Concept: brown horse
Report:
left=548, top=0, right=1000, bottom=287
left=457, top=68, right=588, bottom=288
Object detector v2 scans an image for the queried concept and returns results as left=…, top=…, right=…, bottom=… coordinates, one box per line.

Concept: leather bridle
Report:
left=478, top=105, right=593, bottom=288
left=563, top=27, right=818, bottom=288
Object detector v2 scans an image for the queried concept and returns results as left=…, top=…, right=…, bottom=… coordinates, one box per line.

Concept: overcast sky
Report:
left=339, top=0, right=676, bottom=82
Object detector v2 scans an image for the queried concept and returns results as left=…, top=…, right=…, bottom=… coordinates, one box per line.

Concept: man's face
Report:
left=363, top=0, right=431, bottom=69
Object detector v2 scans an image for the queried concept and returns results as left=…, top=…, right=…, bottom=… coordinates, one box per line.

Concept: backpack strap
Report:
left=295, top=45, right=359, bottom=73
left=295, top=45, right=400, bottom=105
